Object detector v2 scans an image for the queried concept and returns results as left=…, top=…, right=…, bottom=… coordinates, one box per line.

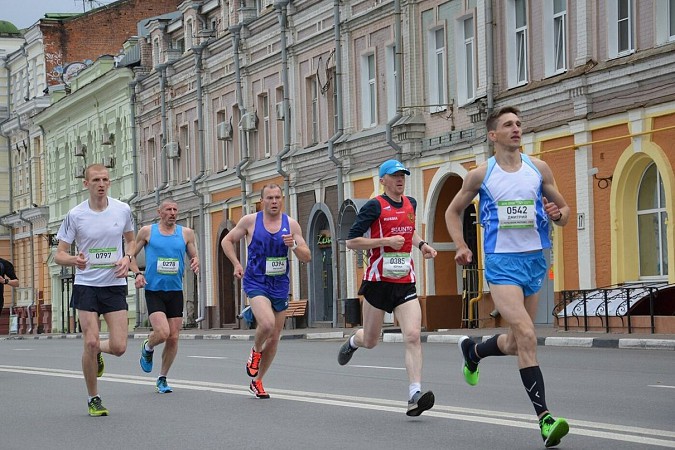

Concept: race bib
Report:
left=157, top=257, right=179, bottom=275
left=89, top=247, right=117, bottom=269
left=265, top=257, right=287, bottom=276
left=383, top=252, right=411, bottom=279
left=497, top=200, right=535, bottom=229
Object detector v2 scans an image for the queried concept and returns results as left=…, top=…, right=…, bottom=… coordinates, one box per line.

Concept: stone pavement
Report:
left=4, top=325, right=675, bottom=350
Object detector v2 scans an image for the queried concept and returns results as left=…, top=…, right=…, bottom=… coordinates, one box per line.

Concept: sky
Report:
left=1, top=0, right=116, bottom=30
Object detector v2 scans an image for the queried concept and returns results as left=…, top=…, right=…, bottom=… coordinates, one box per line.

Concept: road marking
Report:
left=350, top=364, right=406, bottom=371
left=12, top=349, right=33, bottom=351
left=649, top=384, right=675, bottom=389
left=186, top=355, right=228, bottom=360
left=1, top=365, right=674, bottom=447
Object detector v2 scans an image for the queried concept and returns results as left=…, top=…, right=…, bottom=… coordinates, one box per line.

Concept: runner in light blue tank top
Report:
left=144, top=223, right=185, bottom=292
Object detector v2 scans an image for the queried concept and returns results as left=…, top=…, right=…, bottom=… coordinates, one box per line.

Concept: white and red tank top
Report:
left=363, top=195, right=416, bottom=283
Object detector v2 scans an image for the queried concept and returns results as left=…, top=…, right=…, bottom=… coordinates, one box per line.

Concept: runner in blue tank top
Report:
left=221, top=184, right=311, bottom=399
left=446, top=106, right=571, bottom=448
left=129, top=199, right=200, bottom=394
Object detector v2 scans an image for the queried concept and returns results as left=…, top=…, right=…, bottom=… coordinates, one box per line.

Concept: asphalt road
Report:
left=1, top=338, right=673, bottom=449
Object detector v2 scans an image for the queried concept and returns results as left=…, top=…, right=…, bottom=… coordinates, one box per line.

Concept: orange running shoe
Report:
left=249, top=380, right=270, bottom=399
left=246, top=347, right=262, bottom=377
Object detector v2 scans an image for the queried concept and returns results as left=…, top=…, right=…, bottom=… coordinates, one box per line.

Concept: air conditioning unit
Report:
left=241, top=112, right=258, bottom=131
left=102, top=156, right=116, bottom=168
left=101, top=133, right=114, bottom=145
left=217, top=121, right=233, bottom=140
left=275, top=102, right=285, bottom=121
left=74, top=143, right=87, bottom=157
left=165, top=142, right=180, bottom=159
left=73, top=163, right=85, bottom=179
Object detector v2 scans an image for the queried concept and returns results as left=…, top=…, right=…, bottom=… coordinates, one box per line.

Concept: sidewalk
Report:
left=4, top=325, right=675, bottom=350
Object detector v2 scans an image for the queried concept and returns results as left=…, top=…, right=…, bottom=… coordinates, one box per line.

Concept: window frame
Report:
left=360, top=52, right=378, bottom=128
left=456, top=14, right=476, bottom=105
left=607, top=0, right=634, bottom=58
left=636, top=163, right=668, bottom=280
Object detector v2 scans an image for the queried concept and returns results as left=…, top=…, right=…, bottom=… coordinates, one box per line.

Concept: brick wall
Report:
left=40, top=0, right=182, bottom=85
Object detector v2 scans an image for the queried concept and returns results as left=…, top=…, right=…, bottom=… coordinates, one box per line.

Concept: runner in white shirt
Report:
left=55, top=164, right=136, bottom=417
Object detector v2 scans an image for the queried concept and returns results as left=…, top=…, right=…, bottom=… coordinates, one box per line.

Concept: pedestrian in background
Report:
left=130, top=198, right=199, bottom=393
left=55, top=164, right=136, bottom=417
left=338, top=159, right=438, bottom=417
left=445, top=106, right=570, bottom=448
left=221, top=184, right=311, bottom=399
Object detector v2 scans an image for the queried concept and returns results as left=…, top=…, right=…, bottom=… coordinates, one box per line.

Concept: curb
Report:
left=2, top=332, right=674, bottom=350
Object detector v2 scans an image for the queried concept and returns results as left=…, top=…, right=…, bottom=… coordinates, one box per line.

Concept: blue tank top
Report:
left=242, top=212, right=291, bottom=299
left=144, top=223, right=186, bottom=291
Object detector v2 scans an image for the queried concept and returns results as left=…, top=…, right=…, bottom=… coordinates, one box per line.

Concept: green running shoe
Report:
left=96, top=352, right=105, bottom=378
left=539, top=414, right=569, bottom=448
left=458, top=336, right=480, bottom=386
left=88, top=396, right=109, bottom=417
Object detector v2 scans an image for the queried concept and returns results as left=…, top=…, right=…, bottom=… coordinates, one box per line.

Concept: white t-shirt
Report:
left=56, top=197, right=135, bottom=287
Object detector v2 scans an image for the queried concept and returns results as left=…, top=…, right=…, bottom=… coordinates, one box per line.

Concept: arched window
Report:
left=637, top=163, right=668, bottom=278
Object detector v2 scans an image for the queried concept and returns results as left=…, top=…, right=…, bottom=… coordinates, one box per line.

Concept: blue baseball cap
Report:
left=379, top=159, right=410, bottom=177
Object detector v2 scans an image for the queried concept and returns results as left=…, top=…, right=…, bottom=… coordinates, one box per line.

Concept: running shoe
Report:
left=337, top=335, right=358, bottom=366
left=87, top=396, right=109, bottom=417
left=246, top=347, right=262, bottom=377
left=96, top=352, right=105, bottom=378
left=539, top=414, right=569, bottom=448
left=156, top=376, right=173, bottom=394
left=249, top=380, right=270, bottom=399
left=406, top=390, right=435, bottom=417
left=140, top=339, right=153, bottom=373
left=458, top=335, right=480, bottom=386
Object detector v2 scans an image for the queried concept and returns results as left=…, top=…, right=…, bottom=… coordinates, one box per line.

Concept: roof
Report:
left=0, top=20, right=21, bottom=35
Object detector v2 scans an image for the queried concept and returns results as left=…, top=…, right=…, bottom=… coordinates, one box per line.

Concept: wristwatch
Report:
left=133, top=272, right=143, bottom=279
left=3, top=278, right=7, bottom=284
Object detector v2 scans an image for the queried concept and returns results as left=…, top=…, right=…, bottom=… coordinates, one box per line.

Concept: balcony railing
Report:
left=555, top=281, right=673, bottom=334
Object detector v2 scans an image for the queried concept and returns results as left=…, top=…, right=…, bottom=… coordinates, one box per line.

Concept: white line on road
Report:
left=649, top=384, right=675, bottom=389
left=1, top=365, right=674, bottom=447
left=186, top=355, right=228, bottom=360
left=350, top=364, right=406, bottom=370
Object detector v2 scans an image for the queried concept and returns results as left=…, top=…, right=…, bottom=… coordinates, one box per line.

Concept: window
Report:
left=261, top=93, right=271, bottom=157
left=607, top=0, right=633, bottom=58
left=185, top=19, right=194, bottom=49
left=216, top=110, right=229, bottom=170
left=385, top=45, right=397, bottom=120
left=655, top=0, right=675, bottom=44
left=637, top=163, right=668, bottom=278
left=152, top=37, right=161, bottom=67
left=515, top=0, right=528, bottom=84
left=427, top=28, right=447, bottom=112
left=275, top=87, right=285, bottom=152
left=307, top=76, right=319, bottom=144
left=543, top=0, right=567, bottom=76
left=173, top=37, right=185, bottom=53
left=179, top=124, right=189, bottom=181
left=360, top=53, right=377, bottom=128
left=457, top=16, right=475, bottom=105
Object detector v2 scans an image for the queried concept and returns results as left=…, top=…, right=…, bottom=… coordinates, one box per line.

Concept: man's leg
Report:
left=354, top=300, right=385, bottom=349
left=160, top=317, right=183, bottom=376
left=392, top=300, right=422, bottom=384
left=147, top=311, right=171, bottom=348
left=79, top=310, right=102, bottom=397
left=489, top=285, right=538, bottom=367
left=99, top=310, right=129, bottom=357
left=254, top=309, right=286, bottom=380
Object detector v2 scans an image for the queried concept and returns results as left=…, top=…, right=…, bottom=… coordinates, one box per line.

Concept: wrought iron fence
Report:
left=554, top=281, right=672, bottom=334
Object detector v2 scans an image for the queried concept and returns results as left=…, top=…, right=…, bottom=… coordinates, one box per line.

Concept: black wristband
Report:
left=134, top=272, right=143, bottom=279
left=552, top=213, right=563, bottom=222
left=418, top=241, right=427, bottom=250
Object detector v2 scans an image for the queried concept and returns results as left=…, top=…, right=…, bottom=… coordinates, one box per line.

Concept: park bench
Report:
left=285, top=299, right=308, bottom=329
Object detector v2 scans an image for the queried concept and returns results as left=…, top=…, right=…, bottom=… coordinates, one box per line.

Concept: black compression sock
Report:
left=475, top=334, right=505, bottom=359
left=520, top=365, right=548, bottom=417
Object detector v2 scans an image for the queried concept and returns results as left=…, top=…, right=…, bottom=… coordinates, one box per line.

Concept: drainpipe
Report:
left=155, top=63, right=169, bottom=205
left=128, top=78, right=142, bottom=327
left=486, top=0, right=494, bottom=156
left=385, top=0, right=403, bottom=160
left=18, top=115, right=37, bottom=331
left=328, top=0, right=347, bottom=312
left=275, top=0, right=291, bottom=200
left=231, top=26, right=250, bottom=241
left=231, top=24, right=251, bottom=319
left=191, top=40, right=209, bottom=325
left=0, top=56, right=16, bottom=311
